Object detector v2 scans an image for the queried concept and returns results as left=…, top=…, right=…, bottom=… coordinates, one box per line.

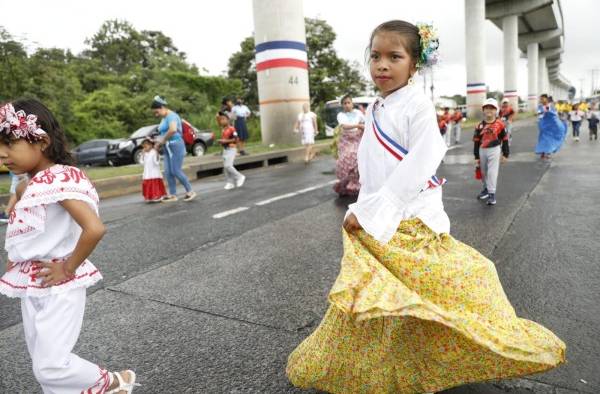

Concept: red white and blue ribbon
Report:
left=371, top=103, right=446, bottom=191
left=255, top=40, right=308, bottom=72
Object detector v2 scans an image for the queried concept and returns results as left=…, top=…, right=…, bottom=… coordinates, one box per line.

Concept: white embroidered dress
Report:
left=142, top=149, right=162, bottom=180
left=0, top=165, right=102, bottom=298
left=348, top=84, right=450, bottom=244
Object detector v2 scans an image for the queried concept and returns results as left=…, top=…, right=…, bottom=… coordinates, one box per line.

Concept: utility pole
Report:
left=579, top=78, right=585, bottom=101
left=591, top=69, right=600, bottom=96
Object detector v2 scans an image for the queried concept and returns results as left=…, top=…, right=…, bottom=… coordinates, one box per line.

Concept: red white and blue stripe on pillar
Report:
left=503, top=90, right=518, bottom=98
left=371, top=104, right=447, bottom=192
left=467, top=82, right=486, bottom=94
left=255, top=40, right=308, bottom=72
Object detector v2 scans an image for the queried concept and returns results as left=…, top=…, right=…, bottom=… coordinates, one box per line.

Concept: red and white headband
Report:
left=0, top=103, right=47, bottom=142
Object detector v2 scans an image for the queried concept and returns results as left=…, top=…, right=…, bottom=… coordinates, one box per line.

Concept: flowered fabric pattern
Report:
left=287, top=219, right=566, bottom=393
left=333, top=131, right=362, bottom=196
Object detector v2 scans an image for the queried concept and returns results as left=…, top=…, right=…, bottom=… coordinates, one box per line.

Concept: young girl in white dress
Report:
left=141, top=137, right=167, bottom=202
left=294, top=103, right=319, bottom=163
left=0, top=99, right=138, bottom=394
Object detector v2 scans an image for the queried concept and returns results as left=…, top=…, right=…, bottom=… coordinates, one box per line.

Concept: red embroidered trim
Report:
left=81, top=368, right=110, bottom=394
left=5, top=225, right=36, bottom=239
left=20, top=187, right=99, bottom=204
left=0, top=269, right=100, bottom=290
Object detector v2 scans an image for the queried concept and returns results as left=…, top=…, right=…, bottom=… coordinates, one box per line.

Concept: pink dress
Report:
left=334, top=109, right=365, bottom=196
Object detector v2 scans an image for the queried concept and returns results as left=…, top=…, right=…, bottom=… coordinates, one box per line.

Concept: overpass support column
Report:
left=253, top=0, right=310, bottom=145
left=465, top=0, right=486, bottom=119
left=538, top=56, right=547, bottom=96
left=502, top=14, right=519, bottom=110
left=527, top=42, right=539, bottom=112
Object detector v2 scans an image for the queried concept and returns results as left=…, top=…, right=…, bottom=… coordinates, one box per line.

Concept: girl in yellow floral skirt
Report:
left=286, top=20, right=565, bottom=394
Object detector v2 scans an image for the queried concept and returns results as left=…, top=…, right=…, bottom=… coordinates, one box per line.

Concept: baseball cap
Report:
left=482, top=98, right=499, bottom=110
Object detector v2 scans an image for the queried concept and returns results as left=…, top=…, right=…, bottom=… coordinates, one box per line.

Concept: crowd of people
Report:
left=0, top=18, right=576, bottom=394
left=535, top=94, right=599, bottom=161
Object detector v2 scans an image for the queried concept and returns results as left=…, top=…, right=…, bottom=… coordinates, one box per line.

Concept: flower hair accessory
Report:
left=416, top=22, right=439, bottom=69
left=0, top=103, right=47, bottom=142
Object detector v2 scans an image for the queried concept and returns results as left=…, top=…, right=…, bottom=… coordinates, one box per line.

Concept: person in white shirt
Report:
left=232, top=98, right=251, bottom=155
left=333, top=95, right=365, bottom=196
left=569, top=103, right=585, bottom=141
left=294, top=102, right=318, bottom=163
left=287, top=19, right=565, bottom=394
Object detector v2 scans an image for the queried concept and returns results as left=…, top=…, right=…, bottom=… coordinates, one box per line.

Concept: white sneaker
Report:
left=183, top=191, right=197, bottom=202
left=235, top=175, right=246, bottom=188
left=224, top=183, right=235, bottom=190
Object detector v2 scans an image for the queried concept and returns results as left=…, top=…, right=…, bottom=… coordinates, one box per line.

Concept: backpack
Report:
left=182, top=120, right=196, bottom=145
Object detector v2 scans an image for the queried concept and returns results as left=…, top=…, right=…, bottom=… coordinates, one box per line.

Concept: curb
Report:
left=0, top=143, right=331, bottom=205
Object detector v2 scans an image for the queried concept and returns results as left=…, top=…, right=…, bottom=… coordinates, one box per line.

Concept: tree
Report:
left=304, top=18, right=366, bottom=106
left=0, top=21, right=246, bottom=144
left=83, top=20, right=147, bottom=74
left=24, top=48, right=85, bottom=141
left=227, top=37, right=258, bottom=106
left=227, top=18, right=366, bottom=108
left=0, top=27, right=30, bottom=101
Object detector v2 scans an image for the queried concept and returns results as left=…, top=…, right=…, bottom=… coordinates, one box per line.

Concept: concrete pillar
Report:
left=465, top=0, right=486, bottom=119
left=538, top=56, right=547, bottom=96
left=502, top=14, right=519, bottom=110
left=253, top=0, right=310, bottom=145
left=527, top=42, right=538, bottom=112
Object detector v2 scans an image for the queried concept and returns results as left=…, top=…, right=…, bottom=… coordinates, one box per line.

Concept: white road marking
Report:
left=213, top=180, right=338, bottom=219
left=212, top=207, right=250, bottom=219
left=296, top=180, right=338, bottom=194
left=256, top=180, right=338, bottom=206
left=255, top=192, right=299, bottom=206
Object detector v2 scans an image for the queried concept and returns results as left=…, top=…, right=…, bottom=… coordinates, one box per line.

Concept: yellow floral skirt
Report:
left=286, top=219, right=565, bottom=394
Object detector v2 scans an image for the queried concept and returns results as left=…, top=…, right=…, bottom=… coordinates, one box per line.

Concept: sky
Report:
left=2, top=0, right=599, bottom=99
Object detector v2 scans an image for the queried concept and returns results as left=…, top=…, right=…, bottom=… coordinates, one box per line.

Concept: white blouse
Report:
left=1, top=165, right=102, bottom=298
left=337, top=109, right=365, bottom=132
left=142, top=149, right=162, bottom=180
left=348, top=84, right=450, bottom=244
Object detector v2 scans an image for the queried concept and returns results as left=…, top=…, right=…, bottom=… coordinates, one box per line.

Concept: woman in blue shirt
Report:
left=151, top=96, right=196, bottom=202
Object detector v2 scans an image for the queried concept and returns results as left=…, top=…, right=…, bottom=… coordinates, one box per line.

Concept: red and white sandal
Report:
left=106, top=370, right=140, bottom=394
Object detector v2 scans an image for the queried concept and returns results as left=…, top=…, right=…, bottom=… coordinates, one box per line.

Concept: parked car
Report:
left=71, top=139, right=116, bottom=166
left=107, top=120, right=214, bottom=165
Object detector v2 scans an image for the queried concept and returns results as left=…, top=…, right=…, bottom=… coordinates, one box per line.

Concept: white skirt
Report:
left=302, top=130, right=315, bottom=145
left=0, top=259, right=102, bottom=298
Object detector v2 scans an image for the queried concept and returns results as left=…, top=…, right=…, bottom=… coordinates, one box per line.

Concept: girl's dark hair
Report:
left=368, top=20, right=420, bottom=66
left=11, top=98, right=74, bottom=165
left=340, top=94, right=353, bottom=105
